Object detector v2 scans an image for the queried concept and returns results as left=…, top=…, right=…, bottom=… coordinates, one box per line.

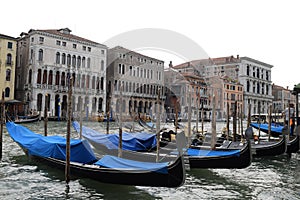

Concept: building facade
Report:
left=272, top=84, right=296, bottom=113
left=164, top=67, right=210, bottom=121
left=172, top=55, right=273, bottom=118
left=0, top=33, right=17, bottom=101
left=15, top=28, right=107, bottom=118
left=107, top=46, right=165, bottom=120
left=238, top=57, right=273, bottom=116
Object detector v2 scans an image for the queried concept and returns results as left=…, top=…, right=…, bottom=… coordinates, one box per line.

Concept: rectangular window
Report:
left=231, top=94, right=235, bottom=100
left=62, top=42, right=66, bottom=46
left=7, top=42, right=13, bottom=49
left=88, top=47, right=91, bottom=52
left=56, top=40, right=61, bottom=45
left=101, top=49, right=105, bottom=54
left=73, top=44, right=77, bottom=49
left=39, top=37, right=44, bottom=42
left=83, top=46, right=86, bottom=51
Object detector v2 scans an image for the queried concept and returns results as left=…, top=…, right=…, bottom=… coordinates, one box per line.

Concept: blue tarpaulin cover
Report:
left=95, top=155, right=168, bottom=174
left=250, top=123, right=283, bottom=134
left=6, top=122, right=97, bottom=164
left=187, top=148, right=240, bottom=157
left=72, top=121, right=157, bottom=151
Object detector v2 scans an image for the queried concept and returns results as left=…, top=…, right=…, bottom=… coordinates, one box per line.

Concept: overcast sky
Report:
left=2, top=0, right=299, bottom=89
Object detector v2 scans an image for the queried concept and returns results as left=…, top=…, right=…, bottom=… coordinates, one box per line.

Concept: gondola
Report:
left=189, top=139, right=252, bottom=169
left=215, top=127, right=287, bottom=157
left=7, top=113, right=40, bottom=124
left=249, top=124, right=299, bottom=154
left=6, top=121, right=186, bottom=188
left=73, top=121, right=252, bottom=169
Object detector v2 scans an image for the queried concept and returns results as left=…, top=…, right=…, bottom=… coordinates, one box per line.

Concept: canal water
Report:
left=0, top=121, right=300, bottom=199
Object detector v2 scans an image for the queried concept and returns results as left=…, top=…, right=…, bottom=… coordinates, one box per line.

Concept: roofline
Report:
left=25, top=29, right=107, bottom=48
left=109, top=46, right=165, bottom=63
left=0, top=33, right=18, bottom=40
left=240, top=56, right=273, bottom=68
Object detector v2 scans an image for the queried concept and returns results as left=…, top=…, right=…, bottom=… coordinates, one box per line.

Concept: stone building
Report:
left=238, top=57, right=273, bottom=115
left=0, top=33, right=17, bottom=101
left=107, top=46, right=165, bottom=120
left=15, top=28, right=107, bottom=118
left=173, top=55, right=273, bottom=118
left=164, top=67, right=210, bottom=121
left=272, top=84, right=296, bottom=113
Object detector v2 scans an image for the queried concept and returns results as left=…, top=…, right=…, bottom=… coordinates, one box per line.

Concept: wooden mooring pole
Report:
left=0, top=91, right=5, bottom=160
left=65, top=76, right=73, bottom=184
left=44, top=94, right=48, bottom=136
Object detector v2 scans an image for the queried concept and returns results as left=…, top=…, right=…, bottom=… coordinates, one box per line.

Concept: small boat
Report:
left=6, top=121, right=186, bottom=187
left=73, top=121, right=251, bottom=169
left=8, top=113, right=40, bottom=124
left=187, top=140, right=252, bottom=169
left=138, top=118, right=156, bottom=131
left=245, top=127, right=287, bottom=157
left=250, top=122, right=284, bottom=137
left=251, top=136, right=286, bottom=157
left=249, top=124, right=299, bottom=154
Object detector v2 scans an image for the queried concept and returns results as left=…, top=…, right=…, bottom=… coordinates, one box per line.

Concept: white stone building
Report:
left=15, top=28, right=107, bottom=119
left=107, top=46, right=165, bottom=120
left=239, top=57, right=273, bottom=115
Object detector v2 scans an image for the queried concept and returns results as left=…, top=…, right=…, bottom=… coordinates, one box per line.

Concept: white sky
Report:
left=2, top=0, right=299, bottom=89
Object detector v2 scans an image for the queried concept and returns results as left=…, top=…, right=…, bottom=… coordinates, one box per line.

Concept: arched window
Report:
left=87, top=58, right=91, bottom=68
left=77, top=56, right=81, bottom=68
left=6, top=53, right=12, bottom=65
left=42, top=70, right=47, bottom=84
left=101, top=60, right=104, bottom=71
left=37, top=69, right=42, bottom=84
left=5, top=87, right=10, bottom=98
left=28, top=69, right=32, bottom=84
left=67, top=54, right=71, bottom=66
left=56, top=52, right=60, bottom=64
left=6, top=69, right=11, bottom=81
left=55, top=71, right=60, bottom=85
left=38, top=49, right=43, bottom=61
left=61, top=72, right=66, bottom=86
left=72, top=55, right=76, bottom=67
left=96, top=77, right=100, bottom=90
left=82, top=57, right=86, bottom=68
left=100, top=77, right=104, bottom=90
left=48, top=70, right=53, bottom=85
left=247, top=80, right=250, bottom=92
left=92, top=76, right=95, bottom=89
left=62, top=53, right=66, bottom=65
left=81, top=74, right=85, bottom=88
left=37, top=93, right=43, bottom=111
left=129, top=66, right=132, bottom=76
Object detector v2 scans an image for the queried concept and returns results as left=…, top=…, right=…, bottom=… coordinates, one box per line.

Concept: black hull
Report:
left=188, top=141, right=252, bottom=169
left=252, top=136, right=286, bottom=157
left=13, top=115, right=40, bottom=124
left=30, top=155, right=185, bottom=188
left=287, top=135, right=300, bottom=154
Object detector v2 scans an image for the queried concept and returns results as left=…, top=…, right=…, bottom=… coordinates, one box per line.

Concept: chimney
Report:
left=169, top=61, right=173, bottom=68
left=287, top=86, right=289, bottom=90
left=237, top=55, right=239, bottom=59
